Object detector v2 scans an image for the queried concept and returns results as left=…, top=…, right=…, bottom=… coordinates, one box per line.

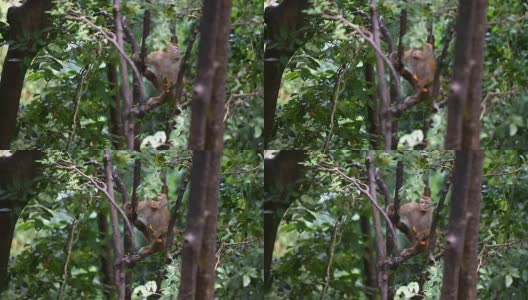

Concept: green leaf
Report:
left=242, top=274, right=250, bottom=287
left=506, top=274, right=513, bottom=287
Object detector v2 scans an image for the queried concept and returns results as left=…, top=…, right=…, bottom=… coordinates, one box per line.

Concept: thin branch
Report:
left=222, top=165, right=261, bottom=175
left=58, top=219, right=78, bottom=300
left=322, top=13, right=401, bottom=100
left=428, top=169, right=453, bottom=260
left=389, top=92, right=424, bottom=117
left=324, top=66, right=346, bottom=153
left=55, top=161, right=135, bottom=241
left=317, top=162, right=397, bottom=241
left=321, top=218, right=342, bottom=300
left=67, top=67, right=89, bottom=151
left=65, top=14, right=145, bottom=98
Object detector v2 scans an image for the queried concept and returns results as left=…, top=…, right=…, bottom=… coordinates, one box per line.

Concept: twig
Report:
left=65, top=14, right=145, bottom=96
left=321, top=218, right=342, bottom=300
left=324, top=66, right=346, bottom=153
left=317, top=162, right=397, bottom=241
left=222, top=165, right=261, bottom=175
left=322, top=13, right=401, bottom=99
left=67, top=67, right=90, bottom=151
left=215, top=239, right=259, bottom=270
left=55, top=161, right=135, bottom=242
left=58, top=219, right=78, bottom=300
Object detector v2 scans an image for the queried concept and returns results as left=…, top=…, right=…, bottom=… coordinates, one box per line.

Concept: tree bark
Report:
left=195, top=152, right=223, bottom=300
left=97, top=212, right=116, bottom=298
left=178, top=151, right=211, bottom=299
left=104, top=151, right=125, bottom=299
left=458, top=151, right=483, bottom=299
left=445, top=0, right=483, bottom=149
left=204, top=0, right=231, bottom=151
left=440, top=151, right=473, bottom=299
left=0, top=0, right=53, bottom=148
left=263, top=150, right=307, bottom=290
left=0, top=151, right=43, bottom=291
left=366, top=151, right=387, bottom=299
left=263, top=0, right=310, bottom=148
left=187, top=0, right=220, bottom=149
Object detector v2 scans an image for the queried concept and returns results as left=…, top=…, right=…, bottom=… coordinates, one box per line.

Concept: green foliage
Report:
left=4, top=150, right=262, bottom=298
left=7, top=0, right=262, bottom=149
left=270, top=0, right=528, bottom=149
left=269, top=151, right=528, bottom=298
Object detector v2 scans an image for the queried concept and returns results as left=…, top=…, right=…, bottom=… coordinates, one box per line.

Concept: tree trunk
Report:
left=0, top=0, right=53, bottom=148
left=264, top=150, right=307, bottom=290
left=0, top=151, right=43, bottom=291
left=263, top=0, right=310, bottom=147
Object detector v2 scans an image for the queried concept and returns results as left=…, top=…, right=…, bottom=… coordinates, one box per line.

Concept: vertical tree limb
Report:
left=112, top=0, right=134, bottom=150
left=366, top=151, right=388, bottom=299
left=440, top=151, right=473, bottom=299
left=178, top=151, right=211, bottom=299
left=369, top=0, right=391, bottom=150
left=188, top=0, right=220, bottom=149
left=444, top=0, right=476, bottom=149
left=104, top=151, right=125, bottom=299
left=458, top=151, right=483, bottom=299
left=428, top=168, right=453, bottom=260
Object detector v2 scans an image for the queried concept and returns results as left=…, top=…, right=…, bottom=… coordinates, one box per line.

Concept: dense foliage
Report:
left=267, top=151, right=528, bottom=299
left=268, top=0, right=528, bottom=149
left=4, top=150, right=263, bottom=299
left=0, top=0, right=263, bottom=150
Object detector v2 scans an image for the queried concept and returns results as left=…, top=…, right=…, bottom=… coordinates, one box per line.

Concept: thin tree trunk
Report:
left=112, top=0, right=134, bottom=149
left=444, top=0, right=476, bottom=149
left=97, top=212, right=115, bottom=299
left=179, top=151, right=211, bottom=299
left=104, top=151, right=125, bottom=299
left=370, top=0, right=391, bottom=149
left=366, top=151, right=387, bottom=299
left=196, top=152, right=223, bottom=299
left=440, top=151, right=473, bottom=299
left=188, top=0, right=220, bottom=149
left=458, top=151, right=483, bottom=299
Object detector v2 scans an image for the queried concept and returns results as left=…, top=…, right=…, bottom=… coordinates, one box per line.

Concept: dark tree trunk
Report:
left=445, top=0, right=487, bottom=150
left=264, top=150, right=307, bottom=290
left=440, top=151, right=473, bottom=299
left=458, top=151, right=483, bottom=299
left=107, top=65, right=124, bottom=149
left=364, top=63, right=381, bottom=149
left=187, top=0, right=220, bottom=149
left=263, top=0, right=310, bottom=148
left=0, top=151, right=43, bottom=291
left=360, top=215, right=377, bottom=300
left=97, top=212, right=116, bottom=299
left=0, top=0, right=53, bottom=148
left=178, top=151, right=211, bottom=299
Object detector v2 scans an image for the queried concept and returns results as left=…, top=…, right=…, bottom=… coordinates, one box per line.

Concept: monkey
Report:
left=125, top=193, right=171, bottom=256
left=388, top=195, right=434, bottom=257
left=144, top=42, right=181, bottom=101
left=390, top=43, right=437, bottom=94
